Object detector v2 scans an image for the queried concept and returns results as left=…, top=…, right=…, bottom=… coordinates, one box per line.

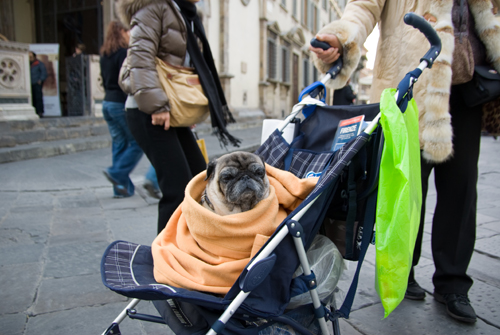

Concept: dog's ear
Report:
left=205, top=159, right=217, bottom=181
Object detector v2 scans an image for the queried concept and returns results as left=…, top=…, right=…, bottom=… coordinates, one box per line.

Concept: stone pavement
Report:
left=0, top=126, right=499, bottom=335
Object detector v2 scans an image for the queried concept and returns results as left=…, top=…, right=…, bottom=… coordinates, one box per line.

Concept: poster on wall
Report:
left=29, top=44, right=61, bottom=116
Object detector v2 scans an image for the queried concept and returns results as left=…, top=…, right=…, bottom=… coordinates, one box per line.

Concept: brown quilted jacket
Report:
left=116, top=0, right=188, bottom=114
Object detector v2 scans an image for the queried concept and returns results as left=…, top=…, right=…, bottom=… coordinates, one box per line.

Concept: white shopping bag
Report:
left=260, top=119, right=298, bottom=145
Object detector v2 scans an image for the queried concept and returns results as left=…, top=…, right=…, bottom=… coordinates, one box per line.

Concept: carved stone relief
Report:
left=0, top=56, right=23, bottom=90
left=0, top=41, right=37, bottom=120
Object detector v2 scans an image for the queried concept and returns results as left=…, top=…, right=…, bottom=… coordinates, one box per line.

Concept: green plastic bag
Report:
left=375, top=88, right=422, bottom=318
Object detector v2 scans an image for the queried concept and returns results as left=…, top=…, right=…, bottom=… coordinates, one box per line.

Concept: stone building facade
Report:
left=0, top=0, right=348, bottom=119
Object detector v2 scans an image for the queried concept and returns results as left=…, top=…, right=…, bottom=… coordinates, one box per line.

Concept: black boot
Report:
left=405, top=280, right=426, bottom=300
left=434, top=292, right=477, bottom=323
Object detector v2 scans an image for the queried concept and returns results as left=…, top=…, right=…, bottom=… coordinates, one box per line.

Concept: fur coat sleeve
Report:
left=313, top=0, right=386, bottom=91
left=312, top=0, right=500, bottom=163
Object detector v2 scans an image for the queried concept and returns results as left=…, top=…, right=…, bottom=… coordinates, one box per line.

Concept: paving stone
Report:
left=468, top=252, right=500, bottom=289
left=49, top=230, right=109, bottom=245
left=51, top=212, right=105, bottom=238
left=32, top=273, right=126, bottom=315
left=0, top=313, right=27, bottom=335
left=12, top=192, right=55, bottom=207
left=347, top=298, right=499, bottom=335
left=0, top=227, right=44, bottom=246
left=480, top=220, right=500, bottom=234
left=476, top=225, right=500, bottom=240
left=0, top=191, right=18, bottom=206
left=0, top=243, right=45, bottom=266
left=475, top=235, right=500, bottom=258
left=338, top=319, right=363, bottom=335
left=477, top=207, right=500, bottom=222
left=26, top=301, right=139, bottom=335
left=53, top=206, right=103, bottom=219
left=98, top=193, right=150, bottom=210
left=0, top=263, right=41, bottom=314
left=9, top=205, right=54, bottom=213
left=1, top=211, right=52, bottom=233
left=336, top=258, right=380, bottom=312
left=415, top=262, right=500, bottom=327
left=107, top=210, right=157, bottom=246
left=477, top=212, right=500, bottom=225
left=44, top=241, right=110, bottom=278
left=55, top=191, right=101, bottom=209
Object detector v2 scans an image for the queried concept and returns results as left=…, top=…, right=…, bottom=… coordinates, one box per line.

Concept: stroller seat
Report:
left=101, top=101, right=382, bottom=335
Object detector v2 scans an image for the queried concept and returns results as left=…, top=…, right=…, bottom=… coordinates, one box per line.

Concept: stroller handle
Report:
left=404, top=12, right=442, bottom=68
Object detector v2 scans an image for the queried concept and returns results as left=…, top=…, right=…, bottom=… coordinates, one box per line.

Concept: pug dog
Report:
left=201, top=152, right=270, bottom=215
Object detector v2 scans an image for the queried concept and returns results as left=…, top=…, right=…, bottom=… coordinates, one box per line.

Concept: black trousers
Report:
left=126, top=108, right=207, bottom=234
left=31, top=83, right=44, bottom=116
left=410, top=85, right=482, bottom=295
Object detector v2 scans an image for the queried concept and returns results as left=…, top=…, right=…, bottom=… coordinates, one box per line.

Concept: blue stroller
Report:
left=100, top=13, right=441, bottom=335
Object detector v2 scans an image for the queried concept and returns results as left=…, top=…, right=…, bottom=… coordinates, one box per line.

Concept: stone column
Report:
left=0, top=41, right=38, bottom=121
left=88, top=55, right=105, bottom=117
left=218, top=0, right=233, bottom=104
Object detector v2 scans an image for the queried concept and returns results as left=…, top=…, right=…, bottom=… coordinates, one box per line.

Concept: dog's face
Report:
left=201, top=152, right=270, bottom=215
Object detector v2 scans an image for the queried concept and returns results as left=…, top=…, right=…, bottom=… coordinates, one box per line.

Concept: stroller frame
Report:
left=101, top=13, right=441, bottom=335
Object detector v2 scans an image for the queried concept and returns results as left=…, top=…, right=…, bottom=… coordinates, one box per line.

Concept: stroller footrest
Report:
left=127, top=310, right=167, bottom=324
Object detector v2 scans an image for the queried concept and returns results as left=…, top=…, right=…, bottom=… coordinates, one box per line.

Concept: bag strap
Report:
left=334, top=189, right=377, bottom=320
left=344, top=162, right=358, bottom=258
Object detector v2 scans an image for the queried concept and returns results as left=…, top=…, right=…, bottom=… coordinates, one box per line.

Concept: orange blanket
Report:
left=151, top=164, right=318, bottom=295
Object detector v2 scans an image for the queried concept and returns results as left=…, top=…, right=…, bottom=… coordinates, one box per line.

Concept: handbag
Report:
left=482, top=97, right=500, bottom=136
left=460, top=66, right=500, bottom=107
left=155, top=58, right=209, bottom=127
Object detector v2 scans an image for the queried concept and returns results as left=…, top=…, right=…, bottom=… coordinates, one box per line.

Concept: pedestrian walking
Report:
left=117, top=0, right=239, bottom=234
left=100, top=20, right=160, bottom=198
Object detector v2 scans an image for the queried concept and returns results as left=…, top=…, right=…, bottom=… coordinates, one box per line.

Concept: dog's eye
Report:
left=220, top=170, right=235, bottom=183
left=253, top=166, right=265, bottom=178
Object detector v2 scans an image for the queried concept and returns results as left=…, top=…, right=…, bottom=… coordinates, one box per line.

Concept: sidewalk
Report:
left=0, top=127, right=499, bottom=335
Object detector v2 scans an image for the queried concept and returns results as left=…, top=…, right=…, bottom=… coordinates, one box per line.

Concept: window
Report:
left=267, top=32, right=278, bottom=80
left=293, top=0, right=297, bottom=17
left=329, top=8, right=338, bottom=22
left=313, top=66, right=318, bottom=82
left=338, top=0, right=346, bottom=11
left=303, top=57, right=310, bottom=87
left=313, top=4, right=319, bottom=33
left=281, top=42, right=291, bottom=83
left=322, top=0, right=327, bottom=10
left=282, top=0, right=286, bottom=7
left=308, top=1, right=314, bottom=31
left=301, top=0, right=308, bottom=25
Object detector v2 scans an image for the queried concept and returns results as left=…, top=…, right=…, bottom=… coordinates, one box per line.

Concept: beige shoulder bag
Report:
left=155, top=58, right=209, bottom=127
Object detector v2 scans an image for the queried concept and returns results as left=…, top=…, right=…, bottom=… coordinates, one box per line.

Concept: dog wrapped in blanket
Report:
left=152, top=152, right=318, bottom=295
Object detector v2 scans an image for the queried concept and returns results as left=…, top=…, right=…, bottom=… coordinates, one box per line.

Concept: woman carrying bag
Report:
left=117, top=0, right=239, bottom=234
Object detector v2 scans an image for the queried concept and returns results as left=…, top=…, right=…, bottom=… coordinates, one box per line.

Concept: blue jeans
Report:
left=102, top=101, right=143, bottom=196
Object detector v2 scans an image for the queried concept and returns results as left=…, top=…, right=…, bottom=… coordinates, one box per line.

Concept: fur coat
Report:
left=313, top=0, right=500, bottom=163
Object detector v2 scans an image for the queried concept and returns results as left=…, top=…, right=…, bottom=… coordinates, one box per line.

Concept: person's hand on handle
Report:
left=152, top=111, right=171, bottom=131
left=309, top=34, right=343, bottom=64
